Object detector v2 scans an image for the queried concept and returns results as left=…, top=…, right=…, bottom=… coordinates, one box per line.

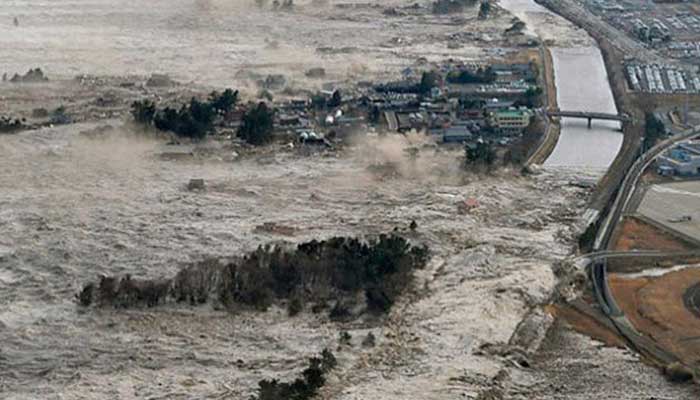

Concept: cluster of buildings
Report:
left=656, top=140, right=700, bottom=176
left=625, top=63, right=700, bottom=93
left=226, top=62, right=541, bottom=149
left=584, top=0, right=700, bottom=63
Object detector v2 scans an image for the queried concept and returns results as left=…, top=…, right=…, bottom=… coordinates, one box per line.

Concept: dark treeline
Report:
left=78, top=234, right=430, bottom=318
left=131, top=89, right=239, bottom=140
left=446, top=67, right=497, bottom=85
left=131, top=90, right=275, bottom=145
left=0, top=116, right=25, bottom=133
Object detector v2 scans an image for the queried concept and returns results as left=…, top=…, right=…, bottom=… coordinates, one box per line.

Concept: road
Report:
left=595, top=128, right=700, bottom=250
left=576, top=130, right=700, bottom=370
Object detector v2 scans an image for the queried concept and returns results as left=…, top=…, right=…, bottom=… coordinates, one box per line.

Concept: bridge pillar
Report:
left=587, top=117, right=592, bottom=129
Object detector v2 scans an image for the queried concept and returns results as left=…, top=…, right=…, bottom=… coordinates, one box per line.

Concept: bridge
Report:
left=546, top=110, right=631, bottom=128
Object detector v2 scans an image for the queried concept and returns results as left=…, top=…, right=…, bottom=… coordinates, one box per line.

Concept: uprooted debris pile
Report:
left=253, top=349, right=337, bottom=400
left=78, top=233, right=429, bottom=317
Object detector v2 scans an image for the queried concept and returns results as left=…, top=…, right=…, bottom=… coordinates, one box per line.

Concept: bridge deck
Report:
left=547, top=110, right=630, bottom=122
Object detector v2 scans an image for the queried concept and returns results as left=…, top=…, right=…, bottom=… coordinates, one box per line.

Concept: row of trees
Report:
left=131, top=90, right=276, bottom=145
left=131, top=89, right=238, bottom=140
left=447, top=67, right=497, bottom=85
left=78, top=233, right=430, bottom=317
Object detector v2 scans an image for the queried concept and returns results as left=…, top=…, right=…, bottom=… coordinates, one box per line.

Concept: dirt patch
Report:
left=547, top=303, right=626, bottom=348
left=612, top=216, right=696, bottom=252
left=609, top=268, right=700, bottom=368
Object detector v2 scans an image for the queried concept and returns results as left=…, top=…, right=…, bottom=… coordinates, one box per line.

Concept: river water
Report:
left=499, top=0, right=624, bottom=173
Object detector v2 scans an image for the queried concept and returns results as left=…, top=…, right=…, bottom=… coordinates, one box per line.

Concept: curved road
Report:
left=582, top=128, right=700, bottom=368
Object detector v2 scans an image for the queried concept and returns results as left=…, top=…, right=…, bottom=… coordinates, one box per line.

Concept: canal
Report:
left=499, top=0, right=623, bottom=173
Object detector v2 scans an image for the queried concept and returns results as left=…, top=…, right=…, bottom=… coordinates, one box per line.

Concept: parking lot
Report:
left=637, top=181, right=700, bottom=244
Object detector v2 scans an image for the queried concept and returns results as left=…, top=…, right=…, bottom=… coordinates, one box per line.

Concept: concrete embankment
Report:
left=527, top=47, right=560, bottom=166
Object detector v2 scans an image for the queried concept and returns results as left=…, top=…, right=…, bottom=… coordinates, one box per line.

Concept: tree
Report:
left=328, top=90, right=342, bottom=108
left=465, top=141, right=496, bottom=166
left=131, top=100, right=157, bottom=124
left=478, top=0, right=491, bottom=19
left=418, top=71, right=439, bottom=95
left=209, top=89, right=238, bottom=113
left=525, top=86, right=543, bottom=106
left=154, top=107, right=179, bottom=132
left=239, top=102, right=275, bottom=145
left=643, top=112, right=666, bottom=151
left=447, top=67, right=496, bottom=84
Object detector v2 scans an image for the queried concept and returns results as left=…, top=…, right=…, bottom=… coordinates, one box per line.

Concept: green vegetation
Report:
left=643, top=112, right=666, bottom=151
left=130, top=89, right=239, bottom=140
left=239, top=102, right=275, bottom=145
left=520, top=86, right=543, bottom=108
left=418, top=71, right=440, bottom=96
left=465, top=141, right=496, bottom=166
left=478, top=0, right=491, bottom=19
left=131, top=99, right=156, bottom=124
left=252, top=349, right=337, bottom=400
left=78, top=233, right=429, bottom=318
left=0, top=116, right=25, bottom=133
left=447, top=67, right=496, bottom=85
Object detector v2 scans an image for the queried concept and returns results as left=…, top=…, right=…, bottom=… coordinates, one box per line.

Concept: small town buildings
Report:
left=489, top=108, right=533, bottom=135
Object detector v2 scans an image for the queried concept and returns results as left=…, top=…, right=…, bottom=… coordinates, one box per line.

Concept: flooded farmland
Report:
left=1, top=0, right=697, bottom=399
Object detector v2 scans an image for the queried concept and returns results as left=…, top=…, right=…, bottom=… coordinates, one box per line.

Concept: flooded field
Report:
left=0, top=0, right=502, bottom=89
left=1, top=0, right=695, bottom=398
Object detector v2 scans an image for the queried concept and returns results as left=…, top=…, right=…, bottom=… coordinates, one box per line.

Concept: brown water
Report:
left=0, top=0, right=485, bottom=88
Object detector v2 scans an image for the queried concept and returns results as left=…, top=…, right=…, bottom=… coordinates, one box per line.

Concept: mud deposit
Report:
left=0, top=122, right=588, bottom=399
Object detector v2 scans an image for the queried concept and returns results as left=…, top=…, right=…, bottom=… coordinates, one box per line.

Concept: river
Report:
left=499, top=0, right=624, bottom=173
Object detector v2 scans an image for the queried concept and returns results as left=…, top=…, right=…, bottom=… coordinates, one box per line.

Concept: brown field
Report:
left=612, top=216, right=696, bottom=252
left=547, top=303, right=626, bottom=348
left=609, top=268, right=700, bottom=368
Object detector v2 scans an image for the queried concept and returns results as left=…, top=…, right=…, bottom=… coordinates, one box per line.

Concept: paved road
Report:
left=595, top=128, right=700, bottom=250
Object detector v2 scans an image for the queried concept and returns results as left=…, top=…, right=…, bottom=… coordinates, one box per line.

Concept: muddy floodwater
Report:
left=0, top=1, right=694, bottom=399
left=0, top=0, right=489, bottom=88
left=0, top=124, right=589, bottom=398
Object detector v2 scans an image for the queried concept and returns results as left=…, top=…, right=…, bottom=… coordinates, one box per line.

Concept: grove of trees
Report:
left=78, top=233, right=430, bottom=317
left=447, top=67, right=497, bottom=85
left=130, top=89, right=238, bottom=140
left=465, top=141, right=496, bottom=166
left=238, top=102, right=275, bottom=145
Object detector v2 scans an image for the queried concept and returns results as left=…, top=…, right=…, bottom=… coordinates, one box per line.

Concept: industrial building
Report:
left=656, top=140, right=700, bottom=176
